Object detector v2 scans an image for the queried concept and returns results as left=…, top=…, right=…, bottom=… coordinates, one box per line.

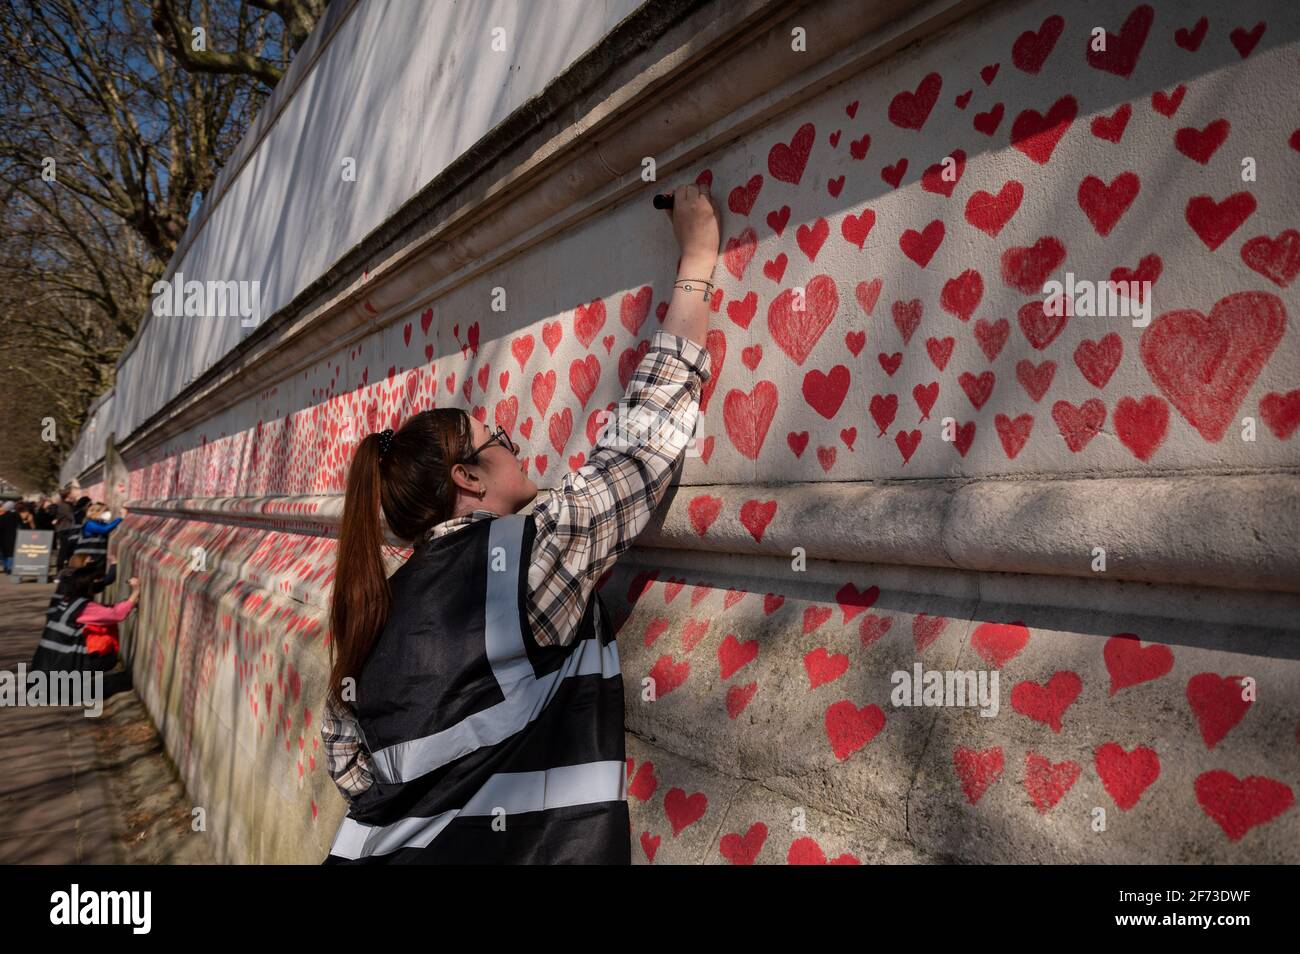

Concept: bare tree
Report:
left=0, top=0, right=312, bottom=486
left=151, top=0, right=326, bottom=90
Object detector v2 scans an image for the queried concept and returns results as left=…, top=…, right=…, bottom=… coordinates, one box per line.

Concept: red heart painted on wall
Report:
left=824, top=700, right=886, bottom=760
left=954, top=746, right=1004, bottom=804
left=940, top=269, right=982, bottom=322
left=1024, top=751, right=1080, bottom=813
left=1175, top=119, right=1229, bottom=165
left=1010, top=95, right=1076, bottom=164
left=719, top=822, right=766, bottom=864
left=768, top=275, right=838, bottom=364
left=965, top=181, right=1022, bottom=237
left=663, top=787, right=707, bottom=836
left=1011, top=671, right=1082, bottom=732
left=1051, top=399, right=1105, bottom=452
left=888, top=72, right=941, bottom=130
left=971, top=621, right=1030, bottom=667
left=1139, top=292, right=1285, bottom=442
left=1086, top=4, right=1153, bottom=78
left=768, top=123, right=815, bottom=185
left=1012, top=14, right=1063, bottom=74
left=900, top=220, right=944, bottom=268
left=723, top=382, right=778, bottom=459
left=1102, top=634, right=1175, bottom=696
left=1195, top=771, right=1293, bottom=841
left=1002, top=236, right=1065, bottom=294
left=1091, top=103, right=1131, bottom=143
left=1240, top=230, right=1300, bottom=288
left=1078, top=171, right=1139, bottom=236
left=1095, top=743, right=1160, bottom=811
left=1260, top=390, right=1300, bottom=439
left=1187, top=673, right=1252, bottom=749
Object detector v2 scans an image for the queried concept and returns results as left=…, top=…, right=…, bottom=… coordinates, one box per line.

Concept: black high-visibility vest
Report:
left=324, top=512, right=630, bottom=864
left=29, top=596, right=89, bottom=673
left=71, top=527, right=109, bottom=560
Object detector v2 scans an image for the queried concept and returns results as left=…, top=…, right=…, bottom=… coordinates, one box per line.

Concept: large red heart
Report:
left=1195, top=771, right=1294, bottom=841
left=1139, top=291, right=1286, bottom=441
left=1103, top=632, right=1173, bottom=694
left=1011, top=670, right=1082, bottom=732
left=1095, top=743, right=1160, bottom=811
left=1010, top=94, right=1076, bottom=164
left=767, top=275, right=838, bottom=364
left=888, top=72, right=941, bottom=130
left=1187, top=673, right=1252, bottom=749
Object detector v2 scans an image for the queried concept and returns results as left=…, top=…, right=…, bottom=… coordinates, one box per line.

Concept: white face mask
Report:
left=100, top=511, right=113, bottom=521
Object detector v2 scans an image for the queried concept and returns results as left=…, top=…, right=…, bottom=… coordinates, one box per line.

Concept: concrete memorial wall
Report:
left=63, top=0, right=1299, bottom=862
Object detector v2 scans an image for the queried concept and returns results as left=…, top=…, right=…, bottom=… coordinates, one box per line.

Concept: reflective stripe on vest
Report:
left=365, top=514, right=621, bottom=786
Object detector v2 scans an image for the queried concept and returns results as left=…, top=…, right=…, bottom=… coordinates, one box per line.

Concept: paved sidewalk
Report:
left=0, top=576, right=214, bottom=863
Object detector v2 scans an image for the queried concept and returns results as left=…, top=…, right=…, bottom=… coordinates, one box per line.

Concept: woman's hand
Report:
left=663, top=183, right=721, bottom=266
left=128, top=577, right=140, bottom=589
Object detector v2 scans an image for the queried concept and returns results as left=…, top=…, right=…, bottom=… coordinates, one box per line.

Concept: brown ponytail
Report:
left=326, top=408, right=475, bottom=711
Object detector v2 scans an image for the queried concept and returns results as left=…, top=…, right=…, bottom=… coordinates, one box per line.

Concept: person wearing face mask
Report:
left=69, top=502, right=126, bottom=565
left=320, top=182, right=721, bottom=864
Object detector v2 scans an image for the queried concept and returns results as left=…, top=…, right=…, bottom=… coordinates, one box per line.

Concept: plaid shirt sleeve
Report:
left=320, top=696, right=374, bottom=802
left=525, top=329, right=712, bottom=648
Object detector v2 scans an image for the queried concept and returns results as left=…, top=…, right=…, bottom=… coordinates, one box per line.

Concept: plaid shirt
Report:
left=321, top=329, right=712, bottom=803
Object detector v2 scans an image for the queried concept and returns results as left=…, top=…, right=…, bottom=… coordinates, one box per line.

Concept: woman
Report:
left=321, top=183, right=720, bottom=864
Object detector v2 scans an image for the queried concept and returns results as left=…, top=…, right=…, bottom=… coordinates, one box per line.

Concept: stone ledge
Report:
left=124, top=472, right=1300, bottom=594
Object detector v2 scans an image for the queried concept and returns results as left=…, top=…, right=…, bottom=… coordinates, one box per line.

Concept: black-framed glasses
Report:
left=462, top=424, right=519, bottom=461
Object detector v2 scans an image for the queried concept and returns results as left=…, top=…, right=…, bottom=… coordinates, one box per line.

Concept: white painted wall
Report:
left=63, top=0, right=645, bottom=481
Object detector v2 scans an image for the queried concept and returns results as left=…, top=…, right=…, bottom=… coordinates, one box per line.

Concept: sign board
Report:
left=12, top=530, right=53, bottom=583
